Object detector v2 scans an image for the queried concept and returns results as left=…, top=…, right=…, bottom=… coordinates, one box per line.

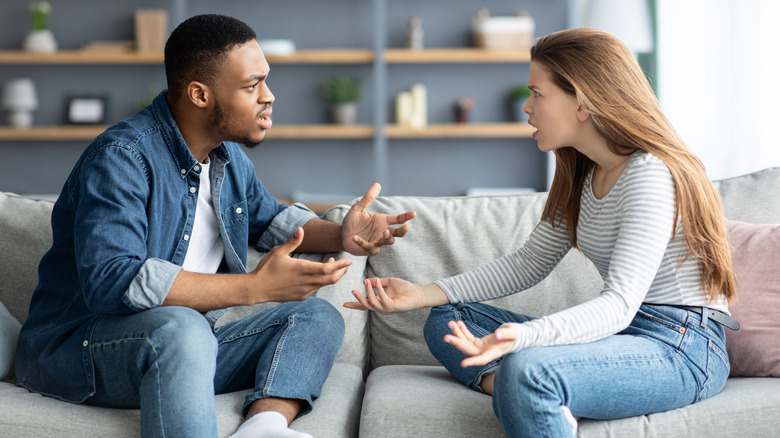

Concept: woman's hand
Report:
left=444, top=320, right=520, bottom=367
left=344, top=277, right=448, bottom=314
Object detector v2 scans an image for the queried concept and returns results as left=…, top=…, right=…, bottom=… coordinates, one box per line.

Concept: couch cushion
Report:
left=725, top=221, right=780, bottom=377
left=0, top=301, right=22, bottom=379
left=360, top=365, right=780, bottom=438
left=715, top=167, right=780, bottom=223
left=0, top=192, right=54, bottom=324
left=0, top=361, right=363, bottom=437
left=363, top=195, right=601, bottom=370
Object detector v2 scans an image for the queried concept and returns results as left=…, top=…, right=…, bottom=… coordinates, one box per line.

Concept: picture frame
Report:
left=66, top=95, right=108, bottom=124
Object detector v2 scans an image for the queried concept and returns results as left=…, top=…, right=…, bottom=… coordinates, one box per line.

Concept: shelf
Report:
left=0, top=48, right=531, bottom=65
left=0, top=49, right=374, bottom=65
left=266, top=50, right=374, bottom=64
left=0, top=50, right=164, bottom=64
left=0, top=125, right=375, bottom=141
left=267, top=125, right=374, bottom=139
left=0, top=123, right=534, bottom=141
left=386, top=123, right=535, bottom=138
left=0, top=125, right=109, bottom=140
left=384, top=48, right=531, bottom=63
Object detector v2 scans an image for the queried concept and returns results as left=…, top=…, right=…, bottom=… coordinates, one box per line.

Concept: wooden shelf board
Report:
left=0, top=125, right=108, bottom=140
left=0, top=48, right=531, bottom=65
left=267, top=125, right=374, bottom=139
left=386, top=123, right=535, bottom=138
left=0, top=50, right=163, bottom=64
left=0, top=123, right=534, bottom=141
left=277, top=199, right=346, bottom=214
left=384, top=48, right=531, bottom=63
left=266, top=50, right=374, bottom=64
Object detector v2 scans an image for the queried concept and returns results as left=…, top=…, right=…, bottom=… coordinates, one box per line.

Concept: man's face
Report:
left=209, top=40, right=274, bottom=148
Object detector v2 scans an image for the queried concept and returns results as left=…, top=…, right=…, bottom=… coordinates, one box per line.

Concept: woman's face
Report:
left=523, top=62, right=583, bottom=153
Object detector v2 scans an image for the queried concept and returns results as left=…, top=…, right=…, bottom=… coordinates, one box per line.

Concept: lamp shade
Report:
left=585, top=0, right=653, bottom=53
left=1, top=78, right=38, bottom=111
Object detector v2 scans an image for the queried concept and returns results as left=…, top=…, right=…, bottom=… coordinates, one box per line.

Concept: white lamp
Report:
left=1, top=78, right=39, bottom=128
left=584, top=0, right=654, bottom=53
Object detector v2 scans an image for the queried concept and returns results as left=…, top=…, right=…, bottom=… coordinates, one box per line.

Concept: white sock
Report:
left=561, top=405, right=579, bottom=436
left=229, top=411, right=313, bottom=438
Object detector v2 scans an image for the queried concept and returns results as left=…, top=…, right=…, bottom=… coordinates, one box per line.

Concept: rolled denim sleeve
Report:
left=255, top=202, right=318, bottom=251
left=122, top=258, right=183, bottom=311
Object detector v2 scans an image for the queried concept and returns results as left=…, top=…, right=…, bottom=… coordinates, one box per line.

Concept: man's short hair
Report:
left=164, top=14, right=256, bottom=101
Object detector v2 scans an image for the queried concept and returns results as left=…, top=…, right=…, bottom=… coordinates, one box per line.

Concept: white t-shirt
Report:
left=182, top=160, right=225, bottom=274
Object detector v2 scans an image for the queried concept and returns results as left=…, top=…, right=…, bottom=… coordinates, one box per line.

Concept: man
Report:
left=15, top=14, right=415, bottom=438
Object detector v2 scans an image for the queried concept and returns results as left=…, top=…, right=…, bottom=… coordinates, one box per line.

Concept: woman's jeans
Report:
left=424, top=303, right=730, bottom=438
left=84, top=297, right=345, bottom=438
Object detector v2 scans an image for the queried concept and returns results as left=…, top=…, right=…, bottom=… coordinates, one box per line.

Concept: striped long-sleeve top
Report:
left=434, top=151, right=728, bottom=353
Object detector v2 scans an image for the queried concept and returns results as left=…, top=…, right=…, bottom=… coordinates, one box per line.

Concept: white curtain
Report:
left=656, top=0, right=780, bottom=180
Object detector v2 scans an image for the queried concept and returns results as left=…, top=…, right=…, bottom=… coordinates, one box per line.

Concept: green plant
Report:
left=508, top=84, right=531, bottom=100
left=322, top=76, right=362, bottom=104
left=29, top=1, right=51, bottom=31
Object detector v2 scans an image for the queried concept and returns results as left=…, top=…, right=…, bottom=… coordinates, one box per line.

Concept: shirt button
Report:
left=183, top=234, right=190, bottom=241
left=193, top=165, right=200, bottom=172
left=82, top=340, right=89, bottom=347
left=235, top=207, right=243, bottom=214
left=189, top=187, right=197, bottom=194
left=180, top=169, right=186, bottom=175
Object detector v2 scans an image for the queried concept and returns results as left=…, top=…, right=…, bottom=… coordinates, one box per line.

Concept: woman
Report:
left=344, top=28, right=738, bottom=437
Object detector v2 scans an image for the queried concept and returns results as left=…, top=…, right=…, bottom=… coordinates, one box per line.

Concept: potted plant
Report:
left=508, top=84, right=531, bottom=123
left=23, top=1, right=58, bottom=53
left=322, top=75, right=361, bottom=125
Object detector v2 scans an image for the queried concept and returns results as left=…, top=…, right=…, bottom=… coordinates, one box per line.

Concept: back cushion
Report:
left=364, top=194, right=601, bottom=370
left=0, top=192, right=54, bottom=323
left=715, top=167, right=780, bottom=223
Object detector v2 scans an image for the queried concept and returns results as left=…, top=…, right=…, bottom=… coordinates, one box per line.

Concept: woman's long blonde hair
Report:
left=533, top=28, right=735, bottom=304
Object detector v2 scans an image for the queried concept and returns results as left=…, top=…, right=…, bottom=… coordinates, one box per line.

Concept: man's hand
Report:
left=249, top=227, right=352, bottom=303
left=341, top=183, right=416, bottom=256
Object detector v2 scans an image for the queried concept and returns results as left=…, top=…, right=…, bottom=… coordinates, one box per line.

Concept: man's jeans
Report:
left=85, top=297, right=345, bottom=438
left=424, top=303, right=730, bottom=438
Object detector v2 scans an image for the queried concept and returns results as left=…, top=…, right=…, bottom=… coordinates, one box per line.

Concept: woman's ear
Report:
left=576, top=105, right=591, bottom=122
left=187, top=81, right=210, bottom=109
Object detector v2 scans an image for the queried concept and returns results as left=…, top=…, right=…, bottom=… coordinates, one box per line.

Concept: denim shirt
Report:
left=15, top=91, right=317, bottom=403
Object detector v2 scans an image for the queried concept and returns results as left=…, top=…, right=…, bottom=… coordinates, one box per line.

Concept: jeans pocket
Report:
left=698, top=338, right=729, bottom=402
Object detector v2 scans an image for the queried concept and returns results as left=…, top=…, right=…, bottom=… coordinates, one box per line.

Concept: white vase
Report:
left=23, top=29, right=58, bottom=53
left=332, top=102, right=358, bottom=125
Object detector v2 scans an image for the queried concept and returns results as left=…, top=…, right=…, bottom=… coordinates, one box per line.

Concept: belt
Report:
left=676, top=305, right=740, bottom=331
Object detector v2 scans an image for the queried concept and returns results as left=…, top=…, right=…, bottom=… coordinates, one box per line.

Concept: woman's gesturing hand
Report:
left=444, top=320, right=521, bottom=367
left=344, top=277, right=451, bottom=314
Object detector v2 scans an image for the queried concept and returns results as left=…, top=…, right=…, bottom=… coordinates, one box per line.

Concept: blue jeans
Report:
left=424, top=303, right=730, bottom=438
left=85, top=297, right=345, bottom=438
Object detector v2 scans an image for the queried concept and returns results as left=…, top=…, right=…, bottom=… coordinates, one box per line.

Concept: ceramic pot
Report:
left=23, top=29, right=58, bottom=53
left=332, top=102, right=358, bottom=125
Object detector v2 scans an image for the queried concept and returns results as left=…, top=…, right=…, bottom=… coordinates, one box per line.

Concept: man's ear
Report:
left=187, top=81, right=210, bottom=109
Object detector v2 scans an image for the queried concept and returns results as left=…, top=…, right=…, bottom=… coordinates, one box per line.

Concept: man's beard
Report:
left=210, top=99, right=263, bottom=149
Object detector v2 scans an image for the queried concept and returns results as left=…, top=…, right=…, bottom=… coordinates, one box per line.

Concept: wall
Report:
left=0, top=0, right=569, bottom=199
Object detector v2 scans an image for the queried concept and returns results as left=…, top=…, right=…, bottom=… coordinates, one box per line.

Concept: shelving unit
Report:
left=0, top=0, right=547, bottom=200
left=0, top=47, right=534, bottom=142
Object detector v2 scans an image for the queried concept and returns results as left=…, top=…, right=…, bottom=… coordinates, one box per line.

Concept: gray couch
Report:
left=2, top=166, right=779, bottom=437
